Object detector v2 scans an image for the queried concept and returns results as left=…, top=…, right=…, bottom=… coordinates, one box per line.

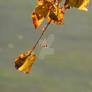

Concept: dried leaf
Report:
left=65, top=0, right=89, bottom=11
left=14, top=51, right=31, bottom=69
left=32, top=0, right=54, bottom=29
left=18, top=54, right=36, bottom=74
left=47, top=8, right=64, bottom=24
left=32, top=10, right=44, bottom=29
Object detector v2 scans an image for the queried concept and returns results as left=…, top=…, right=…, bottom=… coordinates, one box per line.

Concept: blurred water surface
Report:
left=0, top=0, right=92, bottom=92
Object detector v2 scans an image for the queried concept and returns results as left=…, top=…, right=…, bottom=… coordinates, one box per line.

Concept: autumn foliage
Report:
left=14, top=0, right=89, bottom=74
left=32, top=0, right=89, bottom=29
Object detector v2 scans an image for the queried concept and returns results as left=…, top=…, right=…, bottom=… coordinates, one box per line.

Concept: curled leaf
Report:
left=18, top=54, right=36, bottom=74
left=15, top=51, right=31, bottom=69
left=15, top=51, right=36, bottom=74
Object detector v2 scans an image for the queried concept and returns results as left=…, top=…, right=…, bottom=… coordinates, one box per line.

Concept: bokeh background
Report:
left=0, top=0, right=92, bottom=92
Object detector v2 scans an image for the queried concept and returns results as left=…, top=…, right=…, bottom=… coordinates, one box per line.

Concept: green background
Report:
left=0, top=0, right=92, bottom=92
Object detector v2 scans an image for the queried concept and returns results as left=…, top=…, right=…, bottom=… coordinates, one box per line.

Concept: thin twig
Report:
left=31, top=21, right=51, bottom=54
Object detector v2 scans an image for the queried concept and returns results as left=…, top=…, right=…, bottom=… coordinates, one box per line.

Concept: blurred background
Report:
left=0, top=0, right=92, bottom=92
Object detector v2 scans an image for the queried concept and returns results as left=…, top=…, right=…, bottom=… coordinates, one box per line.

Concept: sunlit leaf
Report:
left=32, top=10, right=44, bottom=29
left=65, top=0, right=89, bottom=11
left=37, top=0, right=56, bottom=5
left=14, top=51, right=31, bottom=69
left=78, top=0, right=89, bottom=11
left=38, top=0, right=44, bottom=5
left=47, top=8, right=64, bottom=24
left=18, top=54, right=36, bottom=74
left=32, top=0, right=54, bottom=29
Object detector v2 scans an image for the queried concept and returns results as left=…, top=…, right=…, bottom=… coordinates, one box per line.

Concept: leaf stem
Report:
left=31, top=21, right=51, bottom=54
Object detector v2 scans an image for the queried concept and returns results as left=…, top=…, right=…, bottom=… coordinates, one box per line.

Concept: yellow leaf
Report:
left=18, top=54, right=36, bottom=73
left=32, top=10, right=44, bottom=29
left=14, top=51, right=31, bottom=69
left=37, top=0, right=44, bottom=5
left=78, top=0, right=89, bottom=11
left=65, top=0, right=89, bottom=11
left=47, top=8, right=64, bottom=24
left=32, top=0, right=54, bottom=29
left=37, top=0, right=56, bottom=5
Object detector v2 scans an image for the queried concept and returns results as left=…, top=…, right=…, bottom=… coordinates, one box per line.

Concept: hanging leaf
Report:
left=18, top=54, right=36, bottom=74
left=15, top=51, right=31, bottom=69
left=78, top=0, right=90, bottom=11
left=32, top=0, right=54, bottom=29
left=32, top=9, right=44, bottom=29
left=15, top=51, right=36, bottom=74
left=47, top=8, right=64, bottom=24
left=64, top=0, right=90, bottom=11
